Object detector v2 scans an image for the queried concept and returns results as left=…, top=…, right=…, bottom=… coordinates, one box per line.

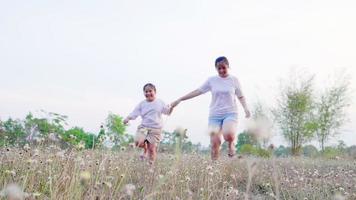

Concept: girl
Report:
left=171, top=56, right=251, bottom=160
left=124, top=83, right=173, bottom=164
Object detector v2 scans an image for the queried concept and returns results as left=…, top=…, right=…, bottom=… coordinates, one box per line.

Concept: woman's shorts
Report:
left=208, top=113, right=238, bottom=129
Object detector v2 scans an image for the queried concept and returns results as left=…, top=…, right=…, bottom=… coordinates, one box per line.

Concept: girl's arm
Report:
left=238, top=96, right=251, bottom=118
left=171, top=89, right=203, bottom=107
left=124, top=103, right=141, bottom=124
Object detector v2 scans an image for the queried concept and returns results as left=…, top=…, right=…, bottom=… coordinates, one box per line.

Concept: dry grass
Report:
left=1, top=146, right=356, bottom=200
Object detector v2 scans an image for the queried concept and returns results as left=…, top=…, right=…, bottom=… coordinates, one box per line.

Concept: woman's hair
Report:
left=215, top=56, right=229, bottom=66
left=143, top=83, right=156, bottom=92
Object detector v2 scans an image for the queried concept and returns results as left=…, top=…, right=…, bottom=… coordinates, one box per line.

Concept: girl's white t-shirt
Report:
left=198, top=75, right=244, bottom=117
left=128, top=99, right=171, bottom=129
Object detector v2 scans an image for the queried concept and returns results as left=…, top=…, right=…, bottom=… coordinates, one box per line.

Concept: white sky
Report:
left=1, top=0, right=355, bottom=147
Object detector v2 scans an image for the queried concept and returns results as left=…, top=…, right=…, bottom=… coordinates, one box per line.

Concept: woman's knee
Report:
left=223, top=133, right=235, bottom=142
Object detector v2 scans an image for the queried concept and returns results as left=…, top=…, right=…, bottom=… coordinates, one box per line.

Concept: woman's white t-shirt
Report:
left=198, top=75, right=244, bottom=117
left=128, top=99, right=171, bottom=129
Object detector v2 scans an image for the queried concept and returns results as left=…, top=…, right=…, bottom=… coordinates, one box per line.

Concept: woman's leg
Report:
left=222, top=120, right=237, bottom=157
left=208, top=117, right=223, bottom=160
left=210, top=133, right=222, bottom=160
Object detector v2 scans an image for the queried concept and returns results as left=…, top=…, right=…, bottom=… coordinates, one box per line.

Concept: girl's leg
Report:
left=222, top=121, right=237, bottom=157
left=147, top=142, right=157, bottom=164
left=135, top=138, right=148, bottom=160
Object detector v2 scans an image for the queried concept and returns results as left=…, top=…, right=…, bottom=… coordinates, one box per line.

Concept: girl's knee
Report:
left=148, top=143, right=157, bottom=152
left=136, top=140, right=146, bottom=148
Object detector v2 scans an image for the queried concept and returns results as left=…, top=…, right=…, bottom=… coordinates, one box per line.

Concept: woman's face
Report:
left=144, top=87, right=156, bottom=102
left=216, top=61, right=229, bottom=78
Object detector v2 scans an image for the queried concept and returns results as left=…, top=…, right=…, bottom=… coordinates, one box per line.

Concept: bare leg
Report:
left=136, top=140, right=148, bottom=160
left=222, top=121, right=237, bottom=157
left=147, top=142, right=157, bottom=165
left=210, top=134, right=222, bottom=160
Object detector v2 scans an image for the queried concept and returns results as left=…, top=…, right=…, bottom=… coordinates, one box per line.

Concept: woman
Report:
left=171, top=56, right=250, bottom=160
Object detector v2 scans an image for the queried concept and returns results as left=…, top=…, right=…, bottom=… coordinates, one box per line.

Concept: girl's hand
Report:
left=123, top=118, right=130, bottom=125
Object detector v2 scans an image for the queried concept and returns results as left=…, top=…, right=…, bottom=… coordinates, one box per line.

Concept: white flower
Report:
left=123, top=184, right=136, bottom=196
left=246, top=118, right=273, bottom=142
left=174, top=127, right=188, bottom=138
left=23, top=144, right=30, bottom=151
left=0, top=183, right=28, bottom=200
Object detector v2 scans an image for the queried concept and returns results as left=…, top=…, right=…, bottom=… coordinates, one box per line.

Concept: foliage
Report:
left=273, top=71, right=316, bottom=155
left=302, top=145, right=319, bottom=158
left=239, top=144, right=271, bottom=158
left=274, top=145, right=290, bottom=157
left=236, top=131, right=258, bottom=152
left=105, top=113, right=131, bottom=147
left=160, top=129, right=202, bottom=153
left=313, top=75, right=350, bottom=151
left=0, top=118, right=26, bottom=146
left=61, top=127, right=96, bottom=149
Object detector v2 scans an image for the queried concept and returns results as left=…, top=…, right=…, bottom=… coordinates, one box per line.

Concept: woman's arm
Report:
left=238, top=96, right=251, bottom=118
left=171, top=89, right=203, bottom=107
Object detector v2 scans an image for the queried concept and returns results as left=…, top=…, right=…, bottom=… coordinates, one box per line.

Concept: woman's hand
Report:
left=171, top=99, right=181, bottom=108
left=244, top=109, right=251, bottom=118
left=123, top=118, right=130, bottom=125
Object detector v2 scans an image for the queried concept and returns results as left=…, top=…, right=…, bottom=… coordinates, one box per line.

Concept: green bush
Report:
left=322, top=146, right=342, bottom=159
left=240, top=144, right=271, bottom=158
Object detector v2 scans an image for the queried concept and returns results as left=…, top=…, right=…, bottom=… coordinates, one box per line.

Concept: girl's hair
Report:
left=215, top=56, right=229, bottom=66
left=143, top=83, right=156, bottom=92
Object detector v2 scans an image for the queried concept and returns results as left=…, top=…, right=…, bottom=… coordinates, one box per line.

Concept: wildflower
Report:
left=77, top=141, right=85, bottom=150
left=80, top=171, right=91, bottom=185
left=174, top=127, right=188, bottom=138
left=185, top=176, right=191, bottom=182
left=5, top=170, right=16, bottom=177
left=123, top=184, right=136, bottom=197
left=32, top=192, right=41, bottom=197
left=0, top=183, right=28, bottom=200
left=23, top=144, right=30, bottom=151
left=103, top=182, right=112, bottom=188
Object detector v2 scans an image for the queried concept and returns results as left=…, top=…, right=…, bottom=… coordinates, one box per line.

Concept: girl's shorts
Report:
left=135, top=127, right=162, bottom=145
left=208, top=113, right=238, bottom=129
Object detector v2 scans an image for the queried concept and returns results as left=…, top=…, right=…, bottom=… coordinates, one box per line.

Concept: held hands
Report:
left=123, top=118, right=130, bottom=125
left=171, top=99, right=181, bottom=108
left=244, top=109, right=251, bottom=118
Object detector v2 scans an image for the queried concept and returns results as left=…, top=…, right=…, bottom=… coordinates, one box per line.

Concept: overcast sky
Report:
left=1, top=0, right=355, bottom=147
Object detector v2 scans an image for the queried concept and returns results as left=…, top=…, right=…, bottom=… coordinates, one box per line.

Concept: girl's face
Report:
left=216, top=61, right=229, bottom=78
left=144, top=87, right=156, bottom=102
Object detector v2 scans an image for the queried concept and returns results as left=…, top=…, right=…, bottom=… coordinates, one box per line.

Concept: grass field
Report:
left=1, top=146, right=355, bottom=200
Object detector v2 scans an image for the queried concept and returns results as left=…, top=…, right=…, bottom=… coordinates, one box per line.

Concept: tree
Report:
left=303, top=145, right=319, bottom=157
left=313, top=76, right=350, bottom=152
left=61, top=127, right=96, bottom=149
left=1, top=118, right=26, bottom=146
left=236, top=131, right=258, bottom=152
left=274, top=145, right=290, bottom=157
left=24, top=111, right=67, bottom=141
left=273, top=71, right=316, bottom=155
left=105, top=113, right=132, bottom=147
